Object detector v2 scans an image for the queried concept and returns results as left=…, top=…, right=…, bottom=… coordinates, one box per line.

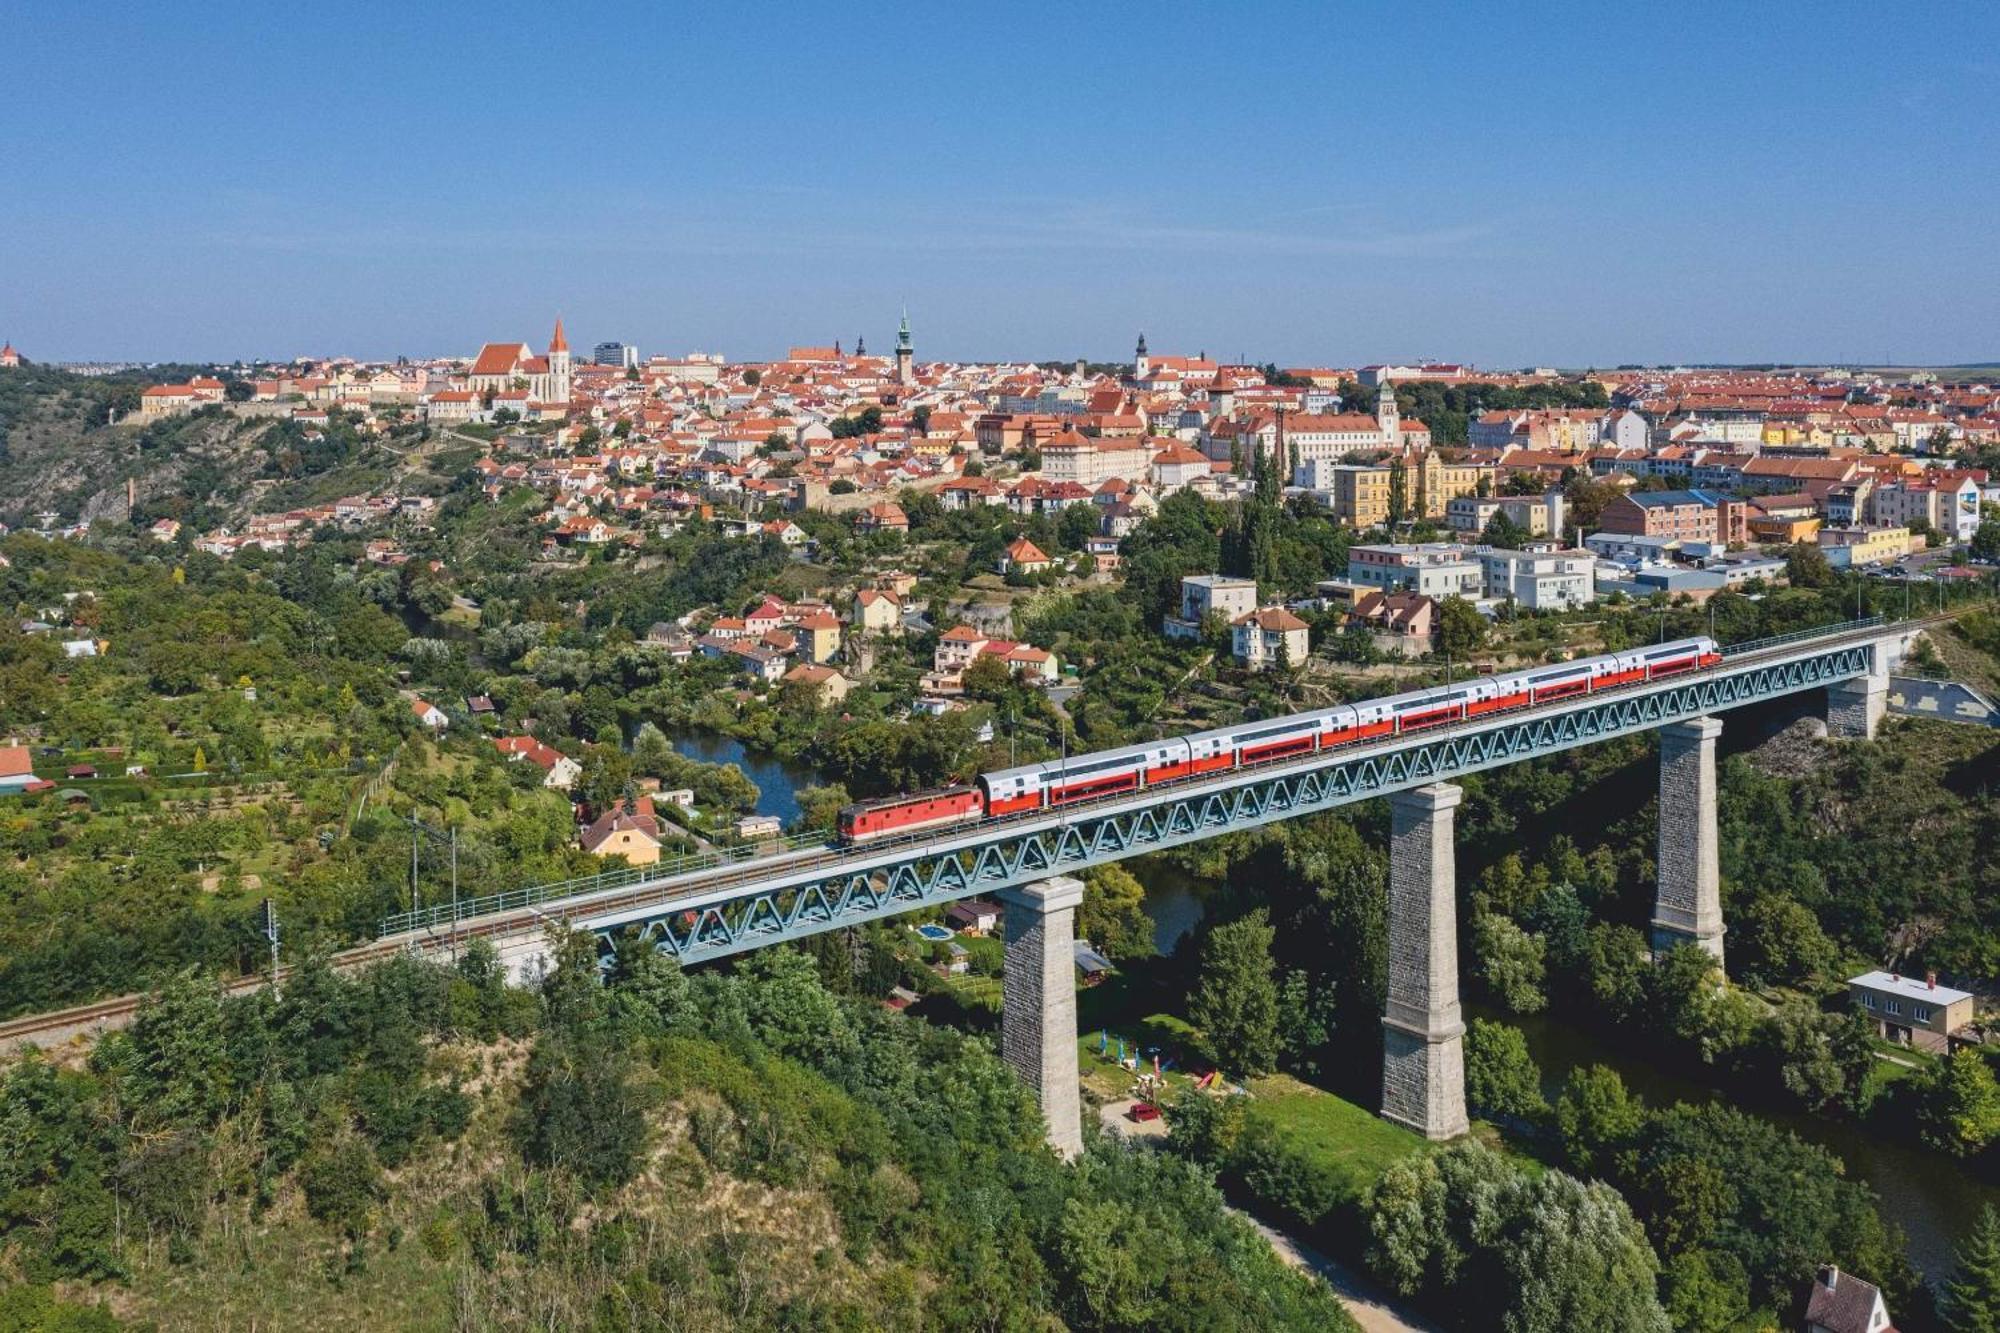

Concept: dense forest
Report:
left=0, top=935, right=1350, bottom=1331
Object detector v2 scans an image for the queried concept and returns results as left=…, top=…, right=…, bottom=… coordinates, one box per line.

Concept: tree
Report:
left=1918, top=1049, right=2000, bottom=1157
left=1555, top=1064, right=1645, bottom=1175
left=961, top=652, right=1014, bottom=701
left=742, top=368, right=761, bottom=387
left=1971, top=519, right=2000, bottom=564
left=1079, top=862, right=1154, bottom=961
left=1786, top=541, right=1835, bottom=588
left=1437, top=596, right=1487, bottom=656
left=793, top=783, right=851, bottom=834
left=1500, top=1171, right=1669, bottom=1333
left=299, top=1128, right=384, bottom=1244
left=1481, top=511, right=1531, bottom=549
left=1473, top=913, right=1546, bottom=1014
left=1944, top=1204, right=2000, bottom=1333
left=1189, top=908, right=1281, bottom=1076
left=1662, top=1250, right=1751, bottom=1333
left=1732, top=893, right=1836, bottom=987
left=1465, top=1019, right=1547, bottom=1121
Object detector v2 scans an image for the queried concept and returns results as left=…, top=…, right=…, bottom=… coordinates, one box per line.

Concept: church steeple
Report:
left=547, top=316, right=572, bottom=402
left=856, top=334, right=866, bottom=357
left=1134, top=332, right=1150, bottom=380
left=1376, top=380, right=1400, bottom=439
left=894, top=308, right=914, bottom=386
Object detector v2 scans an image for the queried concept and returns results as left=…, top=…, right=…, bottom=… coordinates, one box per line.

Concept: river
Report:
left=1125, top=865, right=1986, bottom=1282
left=655, top=730, right=1985, bottom=1280
left=1488, top=1003, right=1996, bottom=1282
left=661, top=728, right=822, bottom=827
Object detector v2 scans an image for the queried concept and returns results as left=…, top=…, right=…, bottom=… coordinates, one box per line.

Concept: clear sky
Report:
left=5, top=2, right=1996, bottom=368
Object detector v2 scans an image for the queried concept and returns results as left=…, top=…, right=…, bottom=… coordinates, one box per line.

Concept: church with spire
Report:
left=895, top=310, right=914, bottom=386
left=467, top=317, right=572, bottom=404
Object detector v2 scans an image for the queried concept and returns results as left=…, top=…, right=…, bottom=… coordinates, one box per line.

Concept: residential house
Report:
left=1847, top=971, right=1974, bottom=1053
left=580, top=796, right=663, bottom=867
left=1347, top=590, right=1436, bottom=658
left=946, top=898, right=1003, bottom=935
left=1231, top=606, right=1309, bottom=671
left=411, top=698, right=448, bottom=730
left=1597, top=490, right=1748, bottom=545
left=1817, top=526, right=1913, bottom=568
left=781, top=662, right=853, bottom=705
left=851, top=588, right=903, bottom=636
left=0, top=745, right=34, bottom=794
left=854, top=501, right=909, bottom=534
left=1166, top=574, right=1258, bottom=640
left=1802, top=1264, right=1894, bottom=1333
left=494, top=735, right=582, bottom=790
left=999, top=537, right=1053, bottom=576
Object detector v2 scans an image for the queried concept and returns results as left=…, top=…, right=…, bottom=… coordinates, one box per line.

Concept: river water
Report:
left=1489, top=1003, right=1995, bottom=1283
left=661, top=728, right=821, bottom=827
left=1124, top=860, right=1986, bottom=1283
left=657, top=728, right=1986, bottom=1280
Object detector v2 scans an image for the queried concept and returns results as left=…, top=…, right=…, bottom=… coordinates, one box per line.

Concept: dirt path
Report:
left=1097, top=1099, right=1435, bottom=1332
left=1241, top=1212, right=1439, bottom=1333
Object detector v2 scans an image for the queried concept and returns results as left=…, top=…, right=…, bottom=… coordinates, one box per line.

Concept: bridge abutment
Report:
left=1827, top=658, right=1888, bottom=740
left=1381, top=782, right=1469, bottom=1141
left=998, top=875, right=1086, bottom=1160
left=1650, top=715, right=1725, bottom=965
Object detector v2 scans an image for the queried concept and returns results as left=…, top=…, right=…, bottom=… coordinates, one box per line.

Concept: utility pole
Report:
left=261, top=897, right=280, bottom=994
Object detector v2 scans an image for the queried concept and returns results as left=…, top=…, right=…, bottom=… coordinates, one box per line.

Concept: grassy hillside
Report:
left=0, top=941, right=1356, bottom=1332
left=0, top=368, right=447, bottom=529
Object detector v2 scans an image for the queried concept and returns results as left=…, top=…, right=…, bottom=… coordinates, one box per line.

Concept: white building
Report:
left=1476, top=547, right=1596, bottom=610
left=1166, top=574, right=1258, bottom=639
left=1231, top=606, right=1309, bottom=671
left=1346, top=543, right=1484, bottom=598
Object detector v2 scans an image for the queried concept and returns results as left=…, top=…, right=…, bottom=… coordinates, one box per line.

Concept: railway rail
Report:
left=0, top=612, right=1932, bottom=1054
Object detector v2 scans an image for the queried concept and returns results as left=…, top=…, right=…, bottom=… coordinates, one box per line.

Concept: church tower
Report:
left=1134, top=331, right=1150, bottom=380
left=548, top=318, right=572, bottom=403
left=895, top=310, right=914, bottom=387
left=1376, top=380, right=1400, bottom=441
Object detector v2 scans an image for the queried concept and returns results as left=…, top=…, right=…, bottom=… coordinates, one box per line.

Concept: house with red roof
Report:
left=998, top=537, right=1053, bottom=576
left=493, top=736, right=581, bottom=790
left=579, top=796, right=663, bottom=867
left=0, top=745, right=36, bottom=794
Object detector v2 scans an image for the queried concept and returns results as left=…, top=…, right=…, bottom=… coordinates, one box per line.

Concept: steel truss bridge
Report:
left=473, top=615, right=1906, bottom=967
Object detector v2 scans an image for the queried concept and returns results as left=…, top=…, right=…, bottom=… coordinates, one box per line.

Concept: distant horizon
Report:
left=4, top=3, right=1995, bottom=368
left=11, top=341, right=2000, bottom=378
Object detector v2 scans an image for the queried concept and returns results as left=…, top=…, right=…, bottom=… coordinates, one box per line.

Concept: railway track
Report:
left=0, top=612, right=1943, bottom=1055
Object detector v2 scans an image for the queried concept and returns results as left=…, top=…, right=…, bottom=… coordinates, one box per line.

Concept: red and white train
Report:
left=835, top=636, right=1723, bottom=845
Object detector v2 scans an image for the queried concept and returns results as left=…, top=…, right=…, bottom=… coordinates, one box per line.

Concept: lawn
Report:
left=1077, top=1010, right=1432, bottom=1202
left=1242, top=1072, right=1432, bottom=1202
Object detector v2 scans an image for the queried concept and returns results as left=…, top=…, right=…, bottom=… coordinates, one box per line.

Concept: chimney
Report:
left=1821, top=1264, right=1839, bottom=1292
left=1929, top=971, right=1938, bottom=990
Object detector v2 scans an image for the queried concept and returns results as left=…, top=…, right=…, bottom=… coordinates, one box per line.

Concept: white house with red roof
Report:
left=0, top=744, right=36, bottom=794
left=493, top=736, right=581, bottom=790
left=410, top=698, right=448, bottom=730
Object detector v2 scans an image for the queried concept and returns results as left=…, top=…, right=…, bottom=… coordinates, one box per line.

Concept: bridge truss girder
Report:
left=592, top=640, right=1873, bottom=965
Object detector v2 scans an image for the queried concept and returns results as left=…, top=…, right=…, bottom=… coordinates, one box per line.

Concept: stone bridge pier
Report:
left=998, top=875, right=1086, bottom=1159
left=1381, top=783, right=1469, bottom=1140
left=1827, top=655, right=1889, bottom=740
left=1651, top=716, right=1726, bottom=965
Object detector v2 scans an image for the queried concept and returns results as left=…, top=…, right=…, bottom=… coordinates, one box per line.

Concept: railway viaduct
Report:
left=0, top=617, right=1924, bottom=1157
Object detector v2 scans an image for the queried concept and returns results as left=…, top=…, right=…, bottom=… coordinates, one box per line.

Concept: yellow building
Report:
left=1817, top=525, right=1913, bottom=567
left=1747, top=514, right=1822, bottom=544
left=1410, top=449, right=1495, bottom=519
left=1326, top=465, right=1393, bottom=528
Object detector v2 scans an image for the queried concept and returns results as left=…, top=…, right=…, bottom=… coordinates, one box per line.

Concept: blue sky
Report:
left=4, top=2, right=1996, bottom=367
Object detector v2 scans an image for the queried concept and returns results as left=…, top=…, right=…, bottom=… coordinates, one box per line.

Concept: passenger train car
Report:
left=836, top=636, right=1722, bottom=845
